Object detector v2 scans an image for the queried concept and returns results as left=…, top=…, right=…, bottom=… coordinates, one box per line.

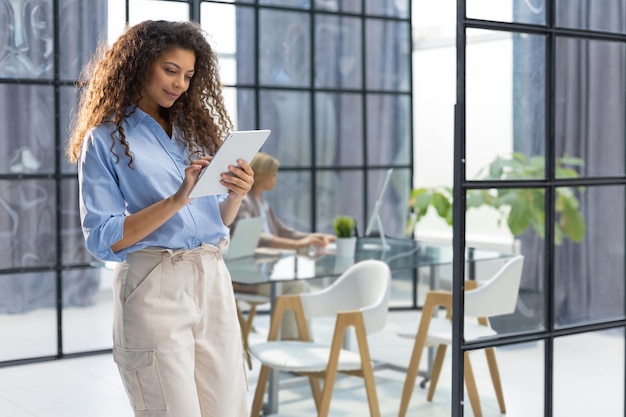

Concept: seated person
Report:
left=231, top=152, right=335, bottom=339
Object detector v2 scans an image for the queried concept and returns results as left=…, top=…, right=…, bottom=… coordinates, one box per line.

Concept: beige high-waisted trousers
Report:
left=112, top=243, right=248, bottom=417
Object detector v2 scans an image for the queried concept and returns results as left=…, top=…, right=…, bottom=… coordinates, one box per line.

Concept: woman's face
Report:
left=259, top=170, right=278, bottom=192
left=138, top=47, right=196, bottom=117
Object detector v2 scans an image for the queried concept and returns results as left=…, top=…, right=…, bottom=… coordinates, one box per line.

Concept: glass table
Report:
left=229, top=236, right=511, bottom=310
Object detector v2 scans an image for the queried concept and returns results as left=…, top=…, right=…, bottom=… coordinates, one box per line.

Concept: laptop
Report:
left=223, top=217, right=265, bottom=260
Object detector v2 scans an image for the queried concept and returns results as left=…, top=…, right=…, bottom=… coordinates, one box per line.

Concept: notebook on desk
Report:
left=224, top=217, right=265, bottom=260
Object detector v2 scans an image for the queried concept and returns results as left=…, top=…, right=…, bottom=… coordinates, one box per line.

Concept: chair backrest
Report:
left=299, top=260, right=391, bottom=334
left=464, top=255, right=524, bottom=318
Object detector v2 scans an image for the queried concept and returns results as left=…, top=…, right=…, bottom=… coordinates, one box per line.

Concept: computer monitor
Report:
left=364, top=168, right=393, bottom=249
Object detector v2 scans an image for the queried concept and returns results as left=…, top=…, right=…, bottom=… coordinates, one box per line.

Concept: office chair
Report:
left=249, top=259, right=392, bottom=417
left=398, top=255, right=524, bottom=417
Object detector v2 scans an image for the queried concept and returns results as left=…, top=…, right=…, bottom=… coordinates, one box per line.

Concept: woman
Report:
left=232, top=152, right=334, bottom=339
left=66, top=20, right=251, bottom=417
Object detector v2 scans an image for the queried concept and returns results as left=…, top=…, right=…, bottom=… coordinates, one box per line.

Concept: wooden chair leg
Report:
left=235, top=302, right=252, bottom=370
left=354, top=321, right=381, bottom=417
left=250, top=364, right=271, bottom=417
left=427, top=344, right=447, bottom=401
left=309, top=376, right=322, bottom=412
left=398, top=338, right=427, bottom=417
left=464, top=352, right=482, bottom=417
left=237, top=301, right=259, bottom=370
left=485, top=347, right=506, bottom=413
left=317, top=369, right=338, bottom=417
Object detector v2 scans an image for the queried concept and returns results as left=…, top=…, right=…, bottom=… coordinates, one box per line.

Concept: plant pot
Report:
left=336, top=237, right=357, bottom=259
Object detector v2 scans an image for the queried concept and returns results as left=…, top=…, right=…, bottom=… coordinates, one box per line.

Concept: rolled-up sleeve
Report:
left=78, top=131, right=127, bottom=262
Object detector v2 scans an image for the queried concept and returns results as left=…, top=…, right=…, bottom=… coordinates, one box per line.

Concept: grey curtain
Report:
left=515, top=0, right=626, bottom=326
left=0, top=0, right=106, bottom=313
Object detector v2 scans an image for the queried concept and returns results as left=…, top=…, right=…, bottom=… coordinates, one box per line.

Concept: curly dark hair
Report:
left=66, top=20, right=232, bottom=165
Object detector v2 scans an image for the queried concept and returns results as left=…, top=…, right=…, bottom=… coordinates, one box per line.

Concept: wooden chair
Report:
left=397, top=255, right=524, bottom=417
left=249, top=260, right=392, bottom=417
left=233, top=288, right=270, bottom=370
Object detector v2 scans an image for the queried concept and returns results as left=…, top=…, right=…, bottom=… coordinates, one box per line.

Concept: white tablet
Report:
left=188, top=129, right=271, bottom=198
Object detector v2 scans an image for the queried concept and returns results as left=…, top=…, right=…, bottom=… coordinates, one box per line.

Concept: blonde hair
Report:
left=250, top=152, right=279, bottom=183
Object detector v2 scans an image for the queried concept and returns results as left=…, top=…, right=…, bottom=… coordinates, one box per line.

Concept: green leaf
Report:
left=432, top=192, right=452, bottom=218
left=507, top=201, right=533, bottom=236
left=553, top=224, right=563, bottom=245
left=560, top=204, right=586, bottom=242
left=558, top=156, right=585, bottom=167
left=466, top=190, right=486, bottom=209
left=413, top=189, right=433, bottom=212
left=555, top=167, right=580, bottom=179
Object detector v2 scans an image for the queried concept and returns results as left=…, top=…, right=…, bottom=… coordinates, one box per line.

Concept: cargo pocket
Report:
left=113, top=347, right=167, bottom=412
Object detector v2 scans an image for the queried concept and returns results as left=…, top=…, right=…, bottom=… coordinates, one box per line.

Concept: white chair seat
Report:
left=250, top=341, right=363, bottom=372
left=398, top=317, right=497, bottom=345
left=234, top=292, right=270, bottom=305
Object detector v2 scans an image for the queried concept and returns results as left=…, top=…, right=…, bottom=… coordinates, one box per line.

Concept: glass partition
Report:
left=555, top=37, right=626, bottom=178
left=466, top=29, right=546, bottom=180
left=554, top=185, right=625, bottom=327
left=554, top=330, right=624, bottom=416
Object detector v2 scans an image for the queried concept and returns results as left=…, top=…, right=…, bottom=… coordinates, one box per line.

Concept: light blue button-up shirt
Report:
left=78, top=107, right=228, bottom=262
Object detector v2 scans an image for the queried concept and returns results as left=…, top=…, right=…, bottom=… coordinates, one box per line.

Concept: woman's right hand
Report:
left=299, top=234, right=329, bottom=249
left=174, top=156, right=213, bottom=203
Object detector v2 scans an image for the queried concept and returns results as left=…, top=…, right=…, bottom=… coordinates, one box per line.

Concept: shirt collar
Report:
left=125, top=105, right=151, bottom=130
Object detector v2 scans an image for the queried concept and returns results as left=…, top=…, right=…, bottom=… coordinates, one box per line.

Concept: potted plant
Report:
left=409, top=153, right=586, bottom=244
left=333, top=215, right=357, bottom=258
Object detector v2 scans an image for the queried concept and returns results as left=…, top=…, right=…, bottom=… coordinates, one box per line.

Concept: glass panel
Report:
left=266, top=171, right=313, bottom=233
left=128, top=0, right=189, bottom=25
left=554, top=185, right=625, bottom=327
left=557, top=0, right=626, bottom=34
left=466, top=29, right=546, bottom=180
left=366, top=168, right=410, bottom=239
left=366, top=94, right=411, bottom=165
left=467, top=0, right=546, bottom=25
left=61, top=179, right=93, bottom=265
left=412, top=188, right=547, bottom=332
left=260, top=0, right=311, bottom=9
left=412, top=1, right=456, bottom=197
left=316, top=170, right=364, bottom=234
left=0, top=0, right=53, bottom=79
left=493, top=341, right=545, bottom=416
left=0, top=272, right=56, bottom=361
left=554, top=330, right=624, bottom=416
left=259, top=10, right=311, bottom=87
left=314, top=0, right=361, bottom=13
left=230, top=87, right=256, bottom=131
left=365, top=19, right=410, bottom=92
left=314, top=15, right=362, bottom=89
left=555, top=37, right=626, bottom=178
left=365, top=0, right=410, bottom=18
left=60, top=86, right=78, bottom=174
left=0, top=84, right=54, bottom=174
left=202, top=3, right=255, bottom=86
left=315, top=92, right=363, bottom=167
left=0, top=179, right=56, bottom=269
left=259, top=90, right=311, bottom=166
left=58, top=0, right=107, bottom=80
left=63, top=267, right=112, bottom=353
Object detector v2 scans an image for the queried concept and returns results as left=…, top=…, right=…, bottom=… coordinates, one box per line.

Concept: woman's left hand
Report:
left=221, top=159, right=254, bottom=199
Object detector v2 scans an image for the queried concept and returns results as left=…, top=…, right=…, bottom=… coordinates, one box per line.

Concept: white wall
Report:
left=412, top=1, right=517, bottom=248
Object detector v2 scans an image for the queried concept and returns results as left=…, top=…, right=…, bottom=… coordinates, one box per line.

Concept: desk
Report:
left=226, top=236, right=512, bottom=415
left=229, top=236, right=509, bottom=309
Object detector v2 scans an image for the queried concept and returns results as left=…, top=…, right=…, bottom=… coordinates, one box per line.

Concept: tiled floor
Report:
left=0, top=310, right=624, bottom=417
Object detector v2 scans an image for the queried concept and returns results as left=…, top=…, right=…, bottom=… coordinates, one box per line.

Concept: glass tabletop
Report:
left=227, top=236, right=512, bottom=286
